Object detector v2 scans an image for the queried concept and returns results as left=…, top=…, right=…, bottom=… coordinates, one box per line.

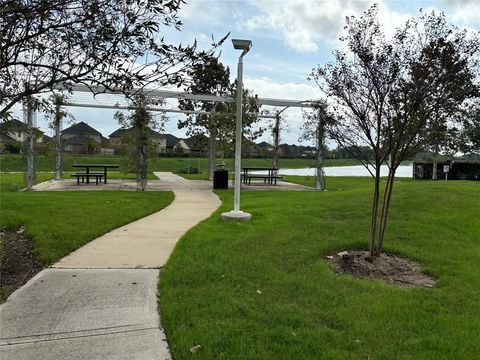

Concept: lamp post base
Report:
left=221, top=210, right=252, bottom=221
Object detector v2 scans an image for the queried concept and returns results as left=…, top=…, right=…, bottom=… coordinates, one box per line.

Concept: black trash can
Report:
left=213, top=169, right=228, bottom=189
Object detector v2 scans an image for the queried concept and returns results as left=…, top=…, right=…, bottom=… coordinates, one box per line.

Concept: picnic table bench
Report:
left=71, top=164, right=119, bottom=185
left=242, top=167, right=282, bottom=185
left=70, top=172, right=104, bottom=185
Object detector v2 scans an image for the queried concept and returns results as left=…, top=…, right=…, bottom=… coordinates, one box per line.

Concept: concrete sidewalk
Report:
left=0, top=269, right=169, bottom=360
left=54, top=178, right=220, bottom=268
left=1, top=173, right=221, bottom=360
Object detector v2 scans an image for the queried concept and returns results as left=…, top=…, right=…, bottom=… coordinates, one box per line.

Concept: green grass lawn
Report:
left=0, top=173, right=174, bottom=265
left=0, top=154, right=362, bottom=174
left=159, top=177, right=480, bottom=359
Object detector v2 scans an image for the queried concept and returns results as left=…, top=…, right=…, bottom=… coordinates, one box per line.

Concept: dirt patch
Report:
left=327, top=250, right=436, bottom=288
left=1, top=227, right=43, bottom=302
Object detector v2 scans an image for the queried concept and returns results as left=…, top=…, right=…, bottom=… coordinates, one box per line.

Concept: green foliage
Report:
left=160, top=178, right=480, bottom=359
left=2, top=0, right=226, bottom=118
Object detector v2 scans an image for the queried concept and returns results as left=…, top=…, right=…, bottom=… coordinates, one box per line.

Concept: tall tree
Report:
left=1, top=0, right=225, bottom=119
left=311, top=5, right=479, bottom=257
left=178, top=55, right=230, bottom=180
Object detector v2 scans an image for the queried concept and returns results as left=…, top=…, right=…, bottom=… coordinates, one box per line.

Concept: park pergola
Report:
left=22, top=83, right=316, bottom=218
left=23, top=39, right=317, bottom=219
left=38, top=83, right=315, bottom=217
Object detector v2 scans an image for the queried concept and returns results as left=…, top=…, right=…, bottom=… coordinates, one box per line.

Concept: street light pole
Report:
left=221, top=39, right=252, bottom=222
left=233, top=51, right=244, bottom=212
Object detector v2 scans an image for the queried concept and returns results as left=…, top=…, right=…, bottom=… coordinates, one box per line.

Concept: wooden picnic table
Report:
left=72, top=164, right=119, bottom=184
left=242, top=167, right=281, bottom=185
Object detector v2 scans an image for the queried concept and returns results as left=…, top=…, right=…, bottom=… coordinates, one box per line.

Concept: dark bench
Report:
left=70, top=172, right=105, bottom=185
left=243, top=174, right=283, bottom=185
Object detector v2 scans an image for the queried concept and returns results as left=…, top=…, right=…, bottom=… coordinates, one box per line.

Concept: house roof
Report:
left=64, top=134, right=100, bottom=145
left=165, top=134, right=179, bottom=148
left=0, top=132, right=15, bottom=141
left=1, top=119, right=44, bottom=136
left=62, top=122, right=102, bottom=136
left=109, top=127, right=163, bottom=139
left=1, top=119, right=28, bottom=132
left=184, top=135, right=208, bottom=150
left=257, top=141, right=273, bottom=149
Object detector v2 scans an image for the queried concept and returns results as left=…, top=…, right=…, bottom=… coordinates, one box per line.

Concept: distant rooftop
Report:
left=62, top=121, right=102, bottom=136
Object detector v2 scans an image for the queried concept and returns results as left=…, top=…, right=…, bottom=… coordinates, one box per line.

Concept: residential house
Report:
left=109, top=127, right=166, bottom=154
left=256, top=141, right=274, bottom=157
left=165, top=134, right=190, bottom=154
left=0, top=119, right=45, bottom=153
left=61, top=121, right=102, bottom=154
left=183, top=135, right=208, bottom=156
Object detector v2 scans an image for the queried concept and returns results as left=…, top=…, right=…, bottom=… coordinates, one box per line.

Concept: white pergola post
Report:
left=25, top=97, right=36, bottom=190
left=54, top=99, right=63, bottom=180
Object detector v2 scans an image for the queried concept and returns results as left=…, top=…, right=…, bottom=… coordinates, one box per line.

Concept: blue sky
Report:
left=20, top=0, right=480, bottom=145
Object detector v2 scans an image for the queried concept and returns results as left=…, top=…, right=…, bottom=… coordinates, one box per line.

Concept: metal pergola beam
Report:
left=64, top=101, right=277, bottom=118
left=65, top=102, right=212, bottom=116
left=57, top=84, right=316, bottom=108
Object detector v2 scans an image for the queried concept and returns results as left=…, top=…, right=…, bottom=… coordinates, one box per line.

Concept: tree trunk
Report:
left=432, top=146, right=438, bottom=180
left=376, top=168, right=396, bottom=255
left=272, top=114, right=280, bottom=169
left=135, top=108, right=148, bottom=191
left=54, top=100, right=63, bottom=180
left=25, top=97, right=36, bottom=191
left=369, top=164, right=381, bottom=256
left=136, top=132, right=148, bottom=191
left=208, top=124, right=217, bottom=181
left=315, top=119, right=326, bottom=191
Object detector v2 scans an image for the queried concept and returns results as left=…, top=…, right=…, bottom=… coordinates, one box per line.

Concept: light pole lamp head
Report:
left=232, top=39, right=252, bottom=55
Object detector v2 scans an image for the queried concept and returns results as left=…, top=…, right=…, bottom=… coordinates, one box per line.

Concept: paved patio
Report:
left=31, top=172, right=312, bottom=192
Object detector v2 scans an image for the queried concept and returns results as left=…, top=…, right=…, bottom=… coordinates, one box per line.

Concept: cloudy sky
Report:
left=22, top=0, right=480, bottom=145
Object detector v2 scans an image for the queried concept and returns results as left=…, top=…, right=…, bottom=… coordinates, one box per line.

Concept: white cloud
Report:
left=179, top=0, right=228, bottom=27
left=243, top=0, right=413, bottom=52
left=245, top=76, right=321, bottom=100
left=244, top=77, right=322, bottom=144
left=440, top=0, right=480, bottom=26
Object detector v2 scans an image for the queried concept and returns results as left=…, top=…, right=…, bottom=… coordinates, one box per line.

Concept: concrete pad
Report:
left=221, top=210, right=252, bottom=221
left=0, top=269, right=170, bottom=360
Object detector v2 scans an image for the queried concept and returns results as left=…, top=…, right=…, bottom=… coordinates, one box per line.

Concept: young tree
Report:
left=269, top=110, right=288, bottom=169
left=44, top=94, right=72, bottom=180
left=207, top=85, right=264, bottom=166
left=1, top=0, right=225, bottom=119
left=311, top=5, right=479, bottom=257
left=114, top=95, right=165, bottom=191
left=178, top=55, right=230, bottom=180
left=300, top=100, right=336, bottom=190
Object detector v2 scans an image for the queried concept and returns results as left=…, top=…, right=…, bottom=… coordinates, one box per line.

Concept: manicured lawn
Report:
left=0, top=154, right=361, bottom=174
left=159, top=178, right=480, bottom=359
left=0, top=173, right=174, bottom=265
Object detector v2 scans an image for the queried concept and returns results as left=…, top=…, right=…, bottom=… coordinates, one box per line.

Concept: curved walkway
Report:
left=0, top=173, right=221, bottom=360
left=54, top=173, right=220, bottom=268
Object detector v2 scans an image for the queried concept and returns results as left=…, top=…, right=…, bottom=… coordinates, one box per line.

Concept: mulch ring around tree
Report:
left=0, top=226, right=43, bottom=302
left=327, top=250, right=436, bottom=288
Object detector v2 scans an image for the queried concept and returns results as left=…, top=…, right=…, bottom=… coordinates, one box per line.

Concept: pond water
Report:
left=277, top=165, right=413, bottom=178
